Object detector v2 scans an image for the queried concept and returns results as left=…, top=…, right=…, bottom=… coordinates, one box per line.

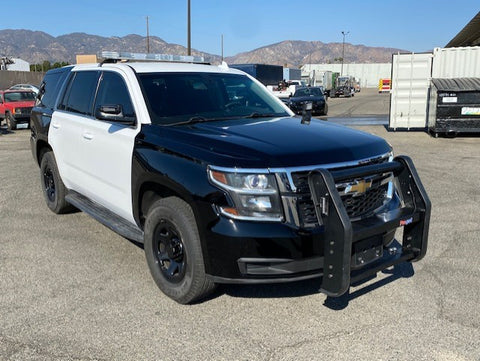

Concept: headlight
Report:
left=208, top=168, right=283, bottom=221
left=14, top=108, right=21, bottom=114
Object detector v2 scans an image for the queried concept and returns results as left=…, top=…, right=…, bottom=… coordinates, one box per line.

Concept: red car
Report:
left=0, top=89, right=36, bottom=130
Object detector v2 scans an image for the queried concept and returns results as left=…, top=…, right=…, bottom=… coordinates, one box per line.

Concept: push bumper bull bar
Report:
left=308, top=155, right=431, bottom=297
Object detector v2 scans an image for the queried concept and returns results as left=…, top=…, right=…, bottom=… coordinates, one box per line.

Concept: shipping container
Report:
left=389, top=46, right=480, bottom=131
left=229, top=64, right=283, bottom=86
left=389, top=53, right=433, bottom=130
left=432, top=46, right=480, bottom=78
left=428, top=78, right=480, bottom=137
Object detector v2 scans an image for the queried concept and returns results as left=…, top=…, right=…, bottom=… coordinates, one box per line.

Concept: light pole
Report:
left=187, top=0, right=191, bottom=55
left=146, top=16, right=150, bottom=53
left=341, top=31, right=349, bottom=76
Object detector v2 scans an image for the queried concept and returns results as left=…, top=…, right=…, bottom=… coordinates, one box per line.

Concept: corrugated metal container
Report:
left=428, top=78, right=480, bottom=136
left=432, top=46, right=480, bottom=78
left=389, top=53, right=433, bottom=129
left=301, top=63, right=392, bottom=88
left=283, top=68, right=301, bottom=81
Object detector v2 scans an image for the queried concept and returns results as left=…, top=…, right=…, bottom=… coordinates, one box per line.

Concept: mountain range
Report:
left=0, top=29, right=407, bottom=66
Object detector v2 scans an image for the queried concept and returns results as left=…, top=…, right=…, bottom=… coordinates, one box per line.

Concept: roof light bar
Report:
left=100, top=51, right=206, bottom=64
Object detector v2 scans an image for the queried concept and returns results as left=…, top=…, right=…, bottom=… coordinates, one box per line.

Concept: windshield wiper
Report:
left=242, top=112, right=284, bottom=119
left=170, top=116, right=213, bottom=126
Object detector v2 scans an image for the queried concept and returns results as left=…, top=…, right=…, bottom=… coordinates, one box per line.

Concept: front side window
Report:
left=94, top=71, right=135, bottom=119
left=138, top=72, right=289, bottom=125
left=59, top=71, right=99, bottom=116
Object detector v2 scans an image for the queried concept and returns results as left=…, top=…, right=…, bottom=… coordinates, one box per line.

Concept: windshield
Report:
left=4, top=91, right=36, bottom=102
left=138, top=72, right=289, bottom=125
left=294, top=88, right=323, bottom=98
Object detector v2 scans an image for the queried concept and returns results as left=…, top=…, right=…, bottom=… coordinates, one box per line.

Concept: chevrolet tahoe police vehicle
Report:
left=30, top=52, right=431, bottom=304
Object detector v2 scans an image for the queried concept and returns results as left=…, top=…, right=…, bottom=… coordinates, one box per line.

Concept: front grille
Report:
left=18, top=107, right=33, bottom=115
left=341, top=183, right=389, bottom=218
left=290, top=156, right=391, bottom=226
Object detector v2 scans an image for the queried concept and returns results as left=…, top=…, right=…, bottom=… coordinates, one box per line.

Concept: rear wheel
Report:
left=144, top=197, right=216, bottom=304
left=6, top=113, right=16, bottom=131
left=40, top=152, right=73, bottom=214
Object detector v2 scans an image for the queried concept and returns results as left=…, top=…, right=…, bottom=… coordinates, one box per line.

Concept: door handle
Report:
left=82, top=132, right=93, bottom=140
left=51, top=121, right=60, bottom=129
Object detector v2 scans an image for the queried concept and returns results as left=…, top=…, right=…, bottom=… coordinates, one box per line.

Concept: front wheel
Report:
left=144, top=197, right=216, bottom=304
left=6, top=113, right=16, bottom=131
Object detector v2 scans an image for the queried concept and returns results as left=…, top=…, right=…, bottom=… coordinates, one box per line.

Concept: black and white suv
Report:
left=31, top=52, right=431, bottom=304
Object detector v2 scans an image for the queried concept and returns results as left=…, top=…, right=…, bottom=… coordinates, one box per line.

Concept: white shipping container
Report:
left=389, top=53, right=433, bottom=129
left=432, top=46, right=480, bottom=78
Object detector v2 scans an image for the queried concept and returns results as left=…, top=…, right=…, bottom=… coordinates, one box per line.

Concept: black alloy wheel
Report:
left=144, top=197, right=216, bottom=304
left=39, top=151, right=73, bottom=214
left=153, top=219, right=187, bottom=283
left=43, top=167, right=56, bottom=203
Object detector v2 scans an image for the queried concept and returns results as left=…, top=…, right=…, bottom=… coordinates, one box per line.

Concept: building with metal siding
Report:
left=301, top=63, right=392, bottom=88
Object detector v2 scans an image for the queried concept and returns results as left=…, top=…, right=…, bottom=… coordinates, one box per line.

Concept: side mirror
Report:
left=95, top=104, right=135, bottom=125
left=301, top=102, right=312, bottom=124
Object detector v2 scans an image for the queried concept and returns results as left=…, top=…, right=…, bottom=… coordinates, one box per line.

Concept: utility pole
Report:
left=146, top=16, right=150, bottom=53
left=187, top=0, right=191, bottom=55
left=341, top=31, right=349, bottom=76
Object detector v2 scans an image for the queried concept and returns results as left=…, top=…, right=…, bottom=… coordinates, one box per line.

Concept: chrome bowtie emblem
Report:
left=345, top=179, right=373, bottom=196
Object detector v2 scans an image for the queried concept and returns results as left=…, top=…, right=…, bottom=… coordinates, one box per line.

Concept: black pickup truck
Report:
left=30, top=52, right=431, bottom=304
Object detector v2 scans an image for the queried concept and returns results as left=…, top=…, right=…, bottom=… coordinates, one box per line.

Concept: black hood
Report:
left=140, top=117, right=391, bottom=169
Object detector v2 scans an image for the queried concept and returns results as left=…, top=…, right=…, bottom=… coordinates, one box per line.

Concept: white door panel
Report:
left=49, top=111, right=90, bottom=192
left=74, top=119, right=138, bottom=223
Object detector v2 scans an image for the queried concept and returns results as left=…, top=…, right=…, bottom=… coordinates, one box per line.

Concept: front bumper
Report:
left=204, top=156, right=430, bottom=297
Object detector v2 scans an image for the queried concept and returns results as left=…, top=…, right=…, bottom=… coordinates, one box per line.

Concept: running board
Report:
left=65, top=191, right=144, bottom=243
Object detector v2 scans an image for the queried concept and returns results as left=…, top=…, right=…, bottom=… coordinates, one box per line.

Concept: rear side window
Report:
left=94, top=72, right=135, bottom=118
left=38, top=71, right=63, bottom=109
left=59, top=71, right=99, bottom=116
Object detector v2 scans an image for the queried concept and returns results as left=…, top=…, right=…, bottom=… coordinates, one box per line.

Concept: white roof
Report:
left=72, top=61, right=246, bottom=75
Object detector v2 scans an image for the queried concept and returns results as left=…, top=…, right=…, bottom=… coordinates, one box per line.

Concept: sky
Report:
left=2, top=1, right=478, bottom=56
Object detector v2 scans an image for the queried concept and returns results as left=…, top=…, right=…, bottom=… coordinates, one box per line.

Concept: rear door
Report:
left=49, top=68, right=141, bottom=224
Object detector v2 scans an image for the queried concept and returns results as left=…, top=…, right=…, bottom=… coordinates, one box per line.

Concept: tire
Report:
left=323, top=104, right=328, bottom=116
left=40, top=152, right=73, bottom=214
left=144, top=197, right=216, bottom=304
left=6, top=113, right=16, bottom=131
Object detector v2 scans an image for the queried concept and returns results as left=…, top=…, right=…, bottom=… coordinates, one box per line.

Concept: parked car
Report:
left=9, top=83, right=40, bottom=94
left=0, top=90, right=36, bottom=130
left=30, top=52, right=430, bottom=304
left=288, top=86, right=328, bottom=115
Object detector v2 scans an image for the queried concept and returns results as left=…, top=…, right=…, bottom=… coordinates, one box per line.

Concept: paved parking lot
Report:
left=1, top=111, right=479, bottom=360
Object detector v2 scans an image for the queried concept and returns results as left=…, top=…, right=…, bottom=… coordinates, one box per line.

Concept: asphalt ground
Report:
left=1, top=94, right=479, bottom=360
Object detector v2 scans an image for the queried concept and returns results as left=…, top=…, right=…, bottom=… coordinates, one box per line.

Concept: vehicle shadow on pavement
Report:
left=220, top=240, right=415, bottom=309
left=323, top=261, right=414, bottom=310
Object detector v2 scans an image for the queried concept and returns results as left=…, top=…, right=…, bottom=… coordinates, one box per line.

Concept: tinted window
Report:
left=94, top=72, right=135, bottom=118
left=139, top=72, right=288, bottom=125
left=38, top=72, right=63, bottom=108
left=60, top=71, right=99, bottom=116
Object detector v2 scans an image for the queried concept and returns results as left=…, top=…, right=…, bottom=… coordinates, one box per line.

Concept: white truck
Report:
left=268, top=80, right=304, bottom=100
